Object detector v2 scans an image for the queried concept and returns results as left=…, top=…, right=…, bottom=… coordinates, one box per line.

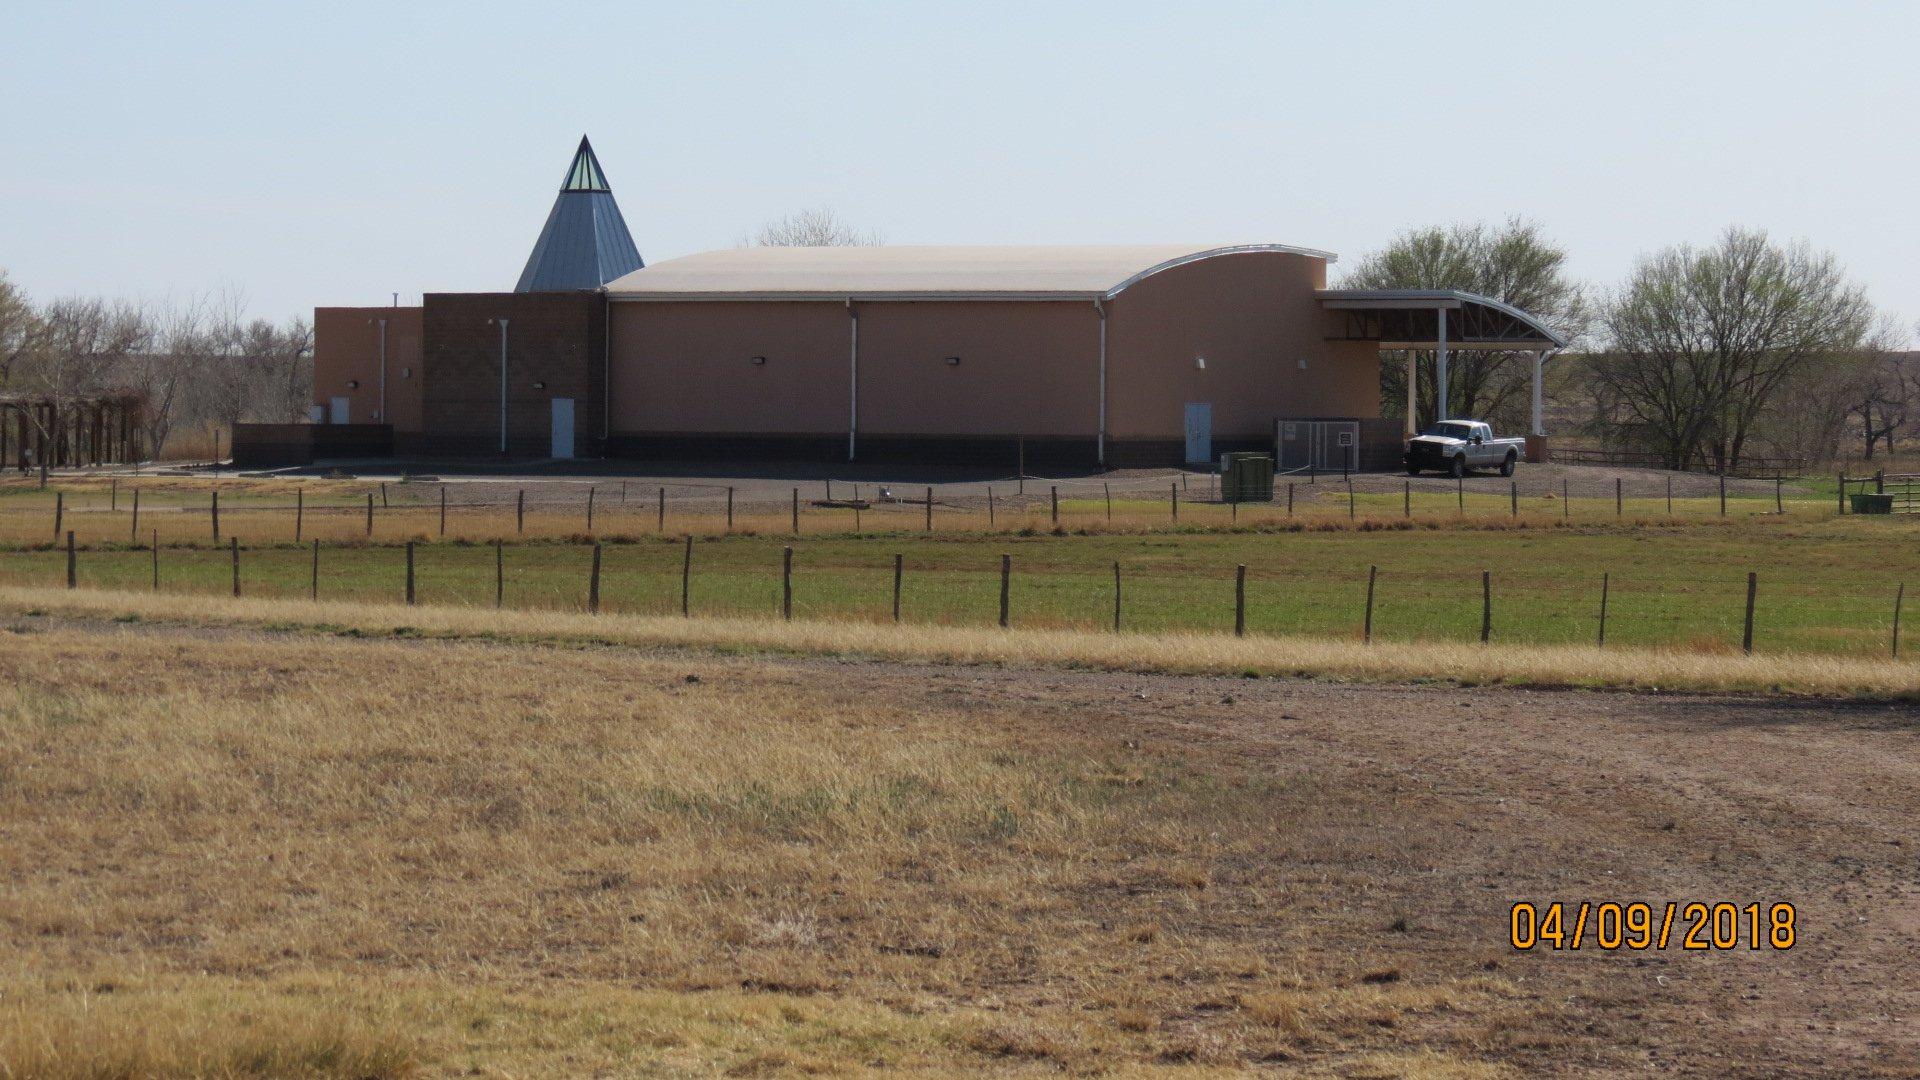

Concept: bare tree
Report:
left=1846, top=335, right=1918, bottom=460
left=1342, top=218, right=1586, bottom=430
left=1593, top=227, right=1873, bottom=469
left=746, top=206, right=882, bottom=247
left=0, top=270, right=46, bottom=387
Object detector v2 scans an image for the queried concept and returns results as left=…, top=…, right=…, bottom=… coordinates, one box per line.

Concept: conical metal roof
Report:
left=514, top=137, right=644, bottom=292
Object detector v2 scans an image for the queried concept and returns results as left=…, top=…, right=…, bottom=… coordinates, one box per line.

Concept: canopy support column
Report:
left=1434, top=307, right=1449, bottom=422
left=1530, top=350, right=1546, bottom=436
left=1403, top=350, right=1417, bottom=438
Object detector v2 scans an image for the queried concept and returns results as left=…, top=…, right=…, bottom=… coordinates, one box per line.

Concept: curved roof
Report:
left=603, top=244, right=1334, bottom=302
left=1317, top=288, right=1570, bottom=349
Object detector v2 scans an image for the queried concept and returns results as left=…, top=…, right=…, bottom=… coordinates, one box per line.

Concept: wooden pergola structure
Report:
left=0, top=392, right=147, bottom=471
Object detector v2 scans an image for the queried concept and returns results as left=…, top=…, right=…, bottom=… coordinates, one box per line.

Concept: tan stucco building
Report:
left=294, top=242, right=1565, bottom=469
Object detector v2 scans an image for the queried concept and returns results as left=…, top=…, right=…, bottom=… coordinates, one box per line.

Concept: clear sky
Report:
left=3, top=1, right=1916, bottom=333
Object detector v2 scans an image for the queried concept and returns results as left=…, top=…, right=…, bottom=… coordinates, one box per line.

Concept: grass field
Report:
left=5, top=508, right=1917, bottom=657
left=5, top=598, right=1918, bottom=1076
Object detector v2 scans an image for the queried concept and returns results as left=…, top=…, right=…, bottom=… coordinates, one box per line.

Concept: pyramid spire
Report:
left=515, top=136, right=643, bottom=292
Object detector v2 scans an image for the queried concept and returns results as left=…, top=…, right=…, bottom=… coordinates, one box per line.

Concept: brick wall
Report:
left=421, top=292, right=605, bottom=457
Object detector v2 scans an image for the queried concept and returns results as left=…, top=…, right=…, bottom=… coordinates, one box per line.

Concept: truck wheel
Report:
left=1499, top=452, right=1517, bottom=477
left=1405, top=465, right=1422, bottom=476
left=1449, top=455, right=1466, bottom=479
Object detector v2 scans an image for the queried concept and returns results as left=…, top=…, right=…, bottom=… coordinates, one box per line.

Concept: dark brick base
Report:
left=233, top=423, right=394, bottom=467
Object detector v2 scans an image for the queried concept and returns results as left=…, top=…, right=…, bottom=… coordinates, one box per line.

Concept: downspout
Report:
left=847, top=299, right=859, bottom=462
left=1094, top=298, right=1107, bottom=465
left=375, top=317, right=388, bottom=423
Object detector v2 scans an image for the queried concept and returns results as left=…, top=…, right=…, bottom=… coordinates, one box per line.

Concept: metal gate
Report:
left=1275, top=419, right=1358, bottom=473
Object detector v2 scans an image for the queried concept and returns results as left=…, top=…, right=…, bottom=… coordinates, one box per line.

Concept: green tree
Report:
left=1594, top=227, right=1873, bottom=469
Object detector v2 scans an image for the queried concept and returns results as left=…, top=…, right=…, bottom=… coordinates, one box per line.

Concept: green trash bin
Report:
left=1850, top=493, right=1894, bottom=514
left=1219, top=453, right=1274, bottom=503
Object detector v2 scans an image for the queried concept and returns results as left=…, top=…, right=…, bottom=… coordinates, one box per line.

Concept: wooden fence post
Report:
left=1112, top=562, right=1122, bottom=632
left=153, top=530, right=160, bottom=591
left=681, top=535, right=693, bottom=617
left=1743, top=571, right=1758, bottom=654
left=1234, top=564, right=1246, bottom=637
left=364, top=492, right=373, bottom=537
left=998, top=553, right=1011, bottom=628
left=586, top=487, right=595, bottom=533
left=1457, top=475, right=1464, bottom=513
left=1287, top=482, right=1294, bottom=515
left=1347, top=480, right=1355, bottom=520
left=53, top=490, right=64, bottom=538
left=782, top=546, right=793, bottom=621
left=1403, top=480, right=1410, bottom=517
left=657, top=487, right=665, bottom=532
left=1171, top=483, right=1178, bottom=522
left=110, top=478, right=117, bottom=511
left=380, top=482, right=388, bottom=508
left=210, top=491, right=218, bottom=541
left=230, top=536, right=240, bottom=597
left=294, top=489, right=302, bottom=541
left=589, top=543, right=602, bottom=614
left=988, top=487, right=996, bottom=526
left=1837, top=472, right=1846, bottom=515
left=440, top=486, right=447, bottom=536
left=1616, top=477, right=1623, bottom=516
left=1667, top=475, right=1674, bottom=516
left=1719, top=475, right=1727, bottom=517
left=131, top=488, right=140, bottom=541
left=1598, top=572, right=1609, bottom=647
left=1562, top=478, right=1569, bottom=519
left=311, top=539, right=319, bottom=600
left=65, top=530, right=75, bottom=589
left=621, top=481, right=627, bottom=506
left=1509, top=482, right=1517, bottom=517
left=1104, top=482, right=1112, bottom=522
left=1894, top=582, right=1905, bottom=659
left=517, top=489, right=525, bottom=534
left=792, top=488, right=801, bottom=534
left=1050, top=485, right=1059, bottom=525
left=925, top=486, right=934, bottom=532
left=1480, top=570, right=1492, bottom=643
left=892, top=553, right=903, bottom=622
left=406, top=541, right=416, bottom=605
left=1775, top=477, right=1783, bottom=514
left=1363, top=565, right=1377, bottom=644
left=726, top=487, right=734, bottom=533
left=494, top=540, right=503, bottom=609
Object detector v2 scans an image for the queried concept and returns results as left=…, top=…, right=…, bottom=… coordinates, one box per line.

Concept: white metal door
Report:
left=1184, top=403, right=1212, bottom=464
left=329, top=397, right=349, bottom=424
left=550, top=397, right=575, bottom=459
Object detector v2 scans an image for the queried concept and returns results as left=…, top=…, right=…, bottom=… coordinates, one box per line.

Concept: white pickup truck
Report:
left=1403, top=421, right=1527, bottom=478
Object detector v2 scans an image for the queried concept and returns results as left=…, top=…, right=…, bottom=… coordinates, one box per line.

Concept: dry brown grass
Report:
left=0, top=622, right=1547, bottom=1076
left=1, top=584, right=1912, bottom=698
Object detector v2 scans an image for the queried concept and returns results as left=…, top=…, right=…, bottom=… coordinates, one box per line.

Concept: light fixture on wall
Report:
left=945, top=356, right=961, bottom=366
left=751, top=356, right=767, bottom=366
left=346, top=379, right=360, bottom=389
left=401, top=367, right=412, bottom=379
left=532, top=380, right=546, bottom=390
left=1194, top=357, right=1207, bottom=370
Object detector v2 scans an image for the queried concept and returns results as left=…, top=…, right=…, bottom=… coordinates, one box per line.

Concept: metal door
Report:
left=329, top=396, right=350, bottom=424
left=550, top=397, right=575, bottom=459
left=1184, top=403, right=1212, bottom=464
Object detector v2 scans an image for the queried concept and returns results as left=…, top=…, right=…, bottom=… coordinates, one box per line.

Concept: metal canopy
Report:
left=1317, top=289, right=1569, bottom=350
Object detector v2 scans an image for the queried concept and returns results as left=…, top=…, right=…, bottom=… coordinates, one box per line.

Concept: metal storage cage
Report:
left=1275, top=419, right=1359, bottom=474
